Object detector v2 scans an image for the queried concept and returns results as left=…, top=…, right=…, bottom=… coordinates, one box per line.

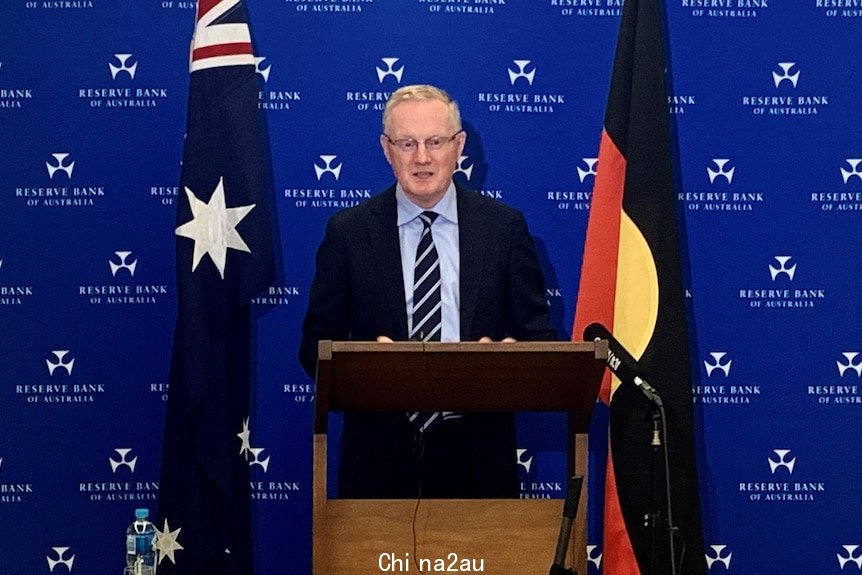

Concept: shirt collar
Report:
left=395, top=181, right=458, bottom=226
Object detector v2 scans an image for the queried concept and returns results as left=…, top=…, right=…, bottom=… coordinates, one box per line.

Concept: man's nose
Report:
left=414, top=143, right=432, bottom=162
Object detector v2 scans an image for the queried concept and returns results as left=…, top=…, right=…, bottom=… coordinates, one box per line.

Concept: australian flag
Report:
left=156, top=1, right=276, bottom=574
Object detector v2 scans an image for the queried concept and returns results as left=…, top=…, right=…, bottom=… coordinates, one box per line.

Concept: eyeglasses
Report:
left=383, top=130, right=463, bottom=153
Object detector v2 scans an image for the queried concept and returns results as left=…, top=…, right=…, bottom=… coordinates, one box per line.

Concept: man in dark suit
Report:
left=299, top=84, right=556, bottom=499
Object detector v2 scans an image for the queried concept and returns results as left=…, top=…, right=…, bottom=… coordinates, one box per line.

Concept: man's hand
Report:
left=376, top=335, right=394, bottom=343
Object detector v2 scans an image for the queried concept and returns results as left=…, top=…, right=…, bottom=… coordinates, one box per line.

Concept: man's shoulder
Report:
left=328, top=186, right=395, bottom=228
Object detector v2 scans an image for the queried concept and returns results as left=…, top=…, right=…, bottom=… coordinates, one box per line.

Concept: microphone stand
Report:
left=582, top=326, right=682, bottom=573
left=647, top=406, right=661, bottom=575
left=548, top=475, right=584, bottom=575
left=644, top=393, right=679, bottom=575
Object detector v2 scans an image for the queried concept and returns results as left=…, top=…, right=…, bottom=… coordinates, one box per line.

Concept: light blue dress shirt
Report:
left=396, top=183, right=460, bottom=342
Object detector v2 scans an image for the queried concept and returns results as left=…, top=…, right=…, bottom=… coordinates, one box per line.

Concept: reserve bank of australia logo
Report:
left=508, top=60, right=535, bottom=86
left=376, top=57, right=403, bottom=83
left=109, top=54, right=138, bottom=80
left=769, top=256, right=796, bottom=281
left=707, top=159, right=735, bottom=184
left=516, top=448, right=533, bottom=473
left=46, top=153, right=75, bottom=179
left=837, top=545, right=862, bottom=570
left=772, top=62, right=799, bottom=88
left=704, top=352, right=732, bottom=377
left=46, top=547, right=75, bottom=572
left=46, top=350, right=75, bottom=376
left=109, top=251, right=137, bottom=277
left=841, top=159, right=862, bottom=184
left=109, top=448, right=138, bottom=473
left=577, top=158, right=598, bottom=183
left=705, top=544, right=732, bottom=569
left=768, top=449, right=796, bottom=474
left=455, top=156, right=473, bottom=180
left=837, top=352, right=862, bottom=377
left=255, top=56, right=271, bottom=82
left=586, top=545, right=602, bottom=569
left=314, top=155, right=342, bottom=181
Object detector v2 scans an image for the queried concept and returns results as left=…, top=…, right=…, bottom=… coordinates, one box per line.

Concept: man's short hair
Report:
left=382, top=84, right=462, bottom=134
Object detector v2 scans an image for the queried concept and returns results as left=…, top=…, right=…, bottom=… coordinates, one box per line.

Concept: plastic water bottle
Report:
left=125, top=508, right=156, bottom=575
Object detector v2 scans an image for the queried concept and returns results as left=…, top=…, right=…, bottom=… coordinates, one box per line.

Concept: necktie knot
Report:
left=419, top=211, right=438, bottom=229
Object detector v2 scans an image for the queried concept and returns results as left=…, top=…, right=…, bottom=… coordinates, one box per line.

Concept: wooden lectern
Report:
left=313, top=341, right=606, bottom=575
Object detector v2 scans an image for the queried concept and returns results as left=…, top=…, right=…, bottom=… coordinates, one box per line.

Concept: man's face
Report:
left=380, top=98, right=466, bottom=209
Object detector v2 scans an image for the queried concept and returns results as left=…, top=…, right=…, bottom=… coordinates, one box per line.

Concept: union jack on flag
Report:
left=190, top=0, right=256, bottom=72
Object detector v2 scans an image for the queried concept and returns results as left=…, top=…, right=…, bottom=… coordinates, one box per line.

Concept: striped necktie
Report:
left=407, top=211, right=450, bottom=434
left=410, top=211, right=442, bottom=343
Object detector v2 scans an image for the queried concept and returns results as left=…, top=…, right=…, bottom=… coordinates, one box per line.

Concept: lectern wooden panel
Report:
left=313, top=341, right=606, bottom=575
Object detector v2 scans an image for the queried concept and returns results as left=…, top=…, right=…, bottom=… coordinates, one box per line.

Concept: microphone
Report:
left=583, top=322, right=663, bottom=406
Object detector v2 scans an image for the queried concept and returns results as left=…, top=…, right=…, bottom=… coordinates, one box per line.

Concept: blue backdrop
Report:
left=2, top=1, right=861, bottom=574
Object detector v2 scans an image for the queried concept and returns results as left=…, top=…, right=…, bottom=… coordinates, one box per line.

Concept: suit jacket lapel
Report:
left=367, top=186, right=409, bottom=340
left=457, top=185, right=489, bottom=340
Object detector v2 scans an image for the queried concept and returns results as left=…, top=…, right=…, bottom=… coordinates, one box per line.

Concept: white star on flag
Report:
left=153, top=518, right=184, bottom=566
left=238, top=416, right=252, bottom=460
left=175, top=176, right=256, bottom=279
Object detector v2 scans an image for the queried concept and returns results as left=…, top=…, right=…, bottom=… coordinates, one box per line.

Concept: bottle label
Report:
left=126, top=534, right=137, bottom=554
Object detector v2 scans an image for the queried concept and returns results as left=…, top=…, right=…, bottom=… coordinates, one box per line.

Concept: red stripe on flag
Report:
left=604, top=443, right=641, bottom=574
left=575, top=129, right=642, bottom=574
left=573, top=128, right=625, bottom=404
left=197, top=0, right=221, bottom=20
left=193, top=43, right=254, bottom=62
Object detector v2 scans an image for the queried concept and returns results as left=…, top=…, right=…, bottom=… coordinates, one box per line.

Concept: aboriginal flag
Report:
left=156, top=1, right=276, bottom=574
left=573, top=0, right=704, bottom=573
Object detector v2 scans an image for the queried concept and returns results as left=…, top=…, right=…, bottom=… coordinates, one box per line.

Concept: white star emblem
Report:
left=175, top=177, right=256, bottom=279
left=154, top=518, right=184, bottom=565
left=238, top=416, right=252, bottom=460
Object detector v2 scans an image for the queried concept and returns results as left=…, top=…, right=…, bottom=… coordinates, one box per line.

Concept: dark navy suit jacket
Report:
left=300, top=182, right=556, bottom=497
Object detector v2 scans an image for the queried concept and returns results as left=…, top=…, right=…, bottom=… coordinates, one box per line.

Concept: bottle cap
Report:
left=135, top=508, right=149, bottom=520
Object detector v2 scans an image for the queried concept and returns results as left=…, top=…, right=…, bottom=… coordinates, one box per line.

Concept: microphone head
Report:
left=583, top=322, right=611, bottom=342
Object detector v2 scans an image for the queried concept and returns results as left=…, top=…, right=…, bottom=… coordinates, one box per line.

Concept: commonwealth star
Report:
left=175, top=177, right=256, bottom=279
